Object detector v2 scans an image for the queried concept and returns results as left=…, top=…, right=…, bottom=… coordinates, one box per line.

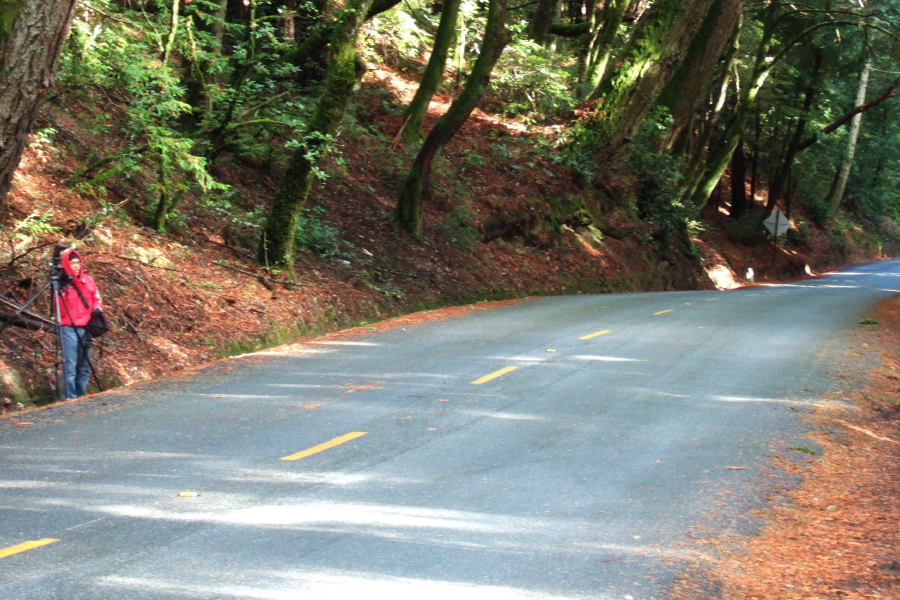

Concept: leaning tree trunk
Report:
left=585, top=0, right=719, bottom=168
left=395, top=0, right=510, bottom=239
left=826, top=59, right=871, bottom=216
left=657, top=0, right=745, bottom=152
left=258, top=0, right=375, bottom=276
left=401, top=0, right=462, bottom=142
left=0, top=0, right=78, bottom=211
left=582, top=0, right=634, bottom=99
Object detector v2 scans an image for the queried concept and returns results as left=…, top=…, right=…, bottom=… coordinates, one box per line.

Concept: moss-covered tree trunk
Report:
left=585, top=0, right=719, bottom=168
left=401, top=0, right=462, bottom=142
left=258, top=0, right=375, bottom=276
left=582, top=0, right=634, bottom=99
left=656, top=0, right=745, bottom=152
left=395, top=0, right=510, bottom=239
left=0, top=0, right=78, bottom=211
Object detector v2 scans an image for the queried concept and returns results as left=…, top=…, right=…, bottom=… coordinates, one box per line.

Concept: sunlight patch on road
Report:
left=88, top=502, right=524, bottom=534
left=571, top=355, right=642, bottom=362
left=225, top=470, right=412, bottom=486
left=709, top=395, right=813, bottom=405
left=98, top=572, right=583, bottom=600
left=199, top=393, right=293, bottom=400
left=462, top=410, right=545, bottom=421
left=308, top=341, right=383, bottom=346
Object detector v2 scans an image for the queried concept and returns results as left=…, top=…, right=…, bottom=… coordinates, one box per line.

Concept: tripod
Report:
left=0, top=244, right=103, bottom=402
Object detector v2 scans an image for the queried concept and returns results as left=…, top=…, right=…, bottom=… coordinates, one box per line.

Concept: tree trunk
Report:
left=826, top=60, right=871, bottom=216
left=764, top=50, right=822, bottom=216
left=729, top=138, right=747, bottom=218
left=582, top=0, right=633, bottom=97
left=657, top=0, right=744, bottom=152
left=401, top=0, right=462, bottom=142
left=529, top=0, right=558, bottom=45
left=682, top=1, right=781, bottom=208
left=395, top=0, right=510, bottom=239
left=258, top=0, right=375, bottom=276
left=0, top=0, right=78, bottom=211
left=585, top=0, right=719, bottom=168
left=281, top=0, right=402, bottom=72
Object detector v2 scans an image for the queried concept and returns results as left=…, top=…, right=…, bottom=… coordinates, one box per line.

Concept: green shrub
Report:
left=724, top=211, right=768, bottom=246
left=294, top=206, right=354, bottom=259
left=442, top=203, right=480, bottom=253
left=490, top=40, right=576, bottom=124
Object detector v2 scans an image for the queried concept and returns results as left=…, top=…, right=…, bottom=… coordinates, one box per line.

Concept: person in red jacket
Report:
left=57, top=249, right=103, bottom=399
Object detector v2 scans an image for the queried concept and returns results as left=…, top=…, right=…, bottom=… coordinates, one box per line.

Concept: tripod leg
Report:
left=0, top=280, right=52, bottom=337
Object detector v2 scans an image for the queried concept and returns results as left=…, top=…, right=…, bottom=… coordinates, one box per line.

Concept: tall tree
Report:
left=763, top=49, right=822, bottom=216
left=681, top=0, right=880, bottom=209
left=395, top=0, right=510, bottom=238
left=582, top=0, right=720, bottom=168
left=401, top=0, right=463, bottom=141
left=656, top=0, right=745, bottom=152
left=529, top=0, right=559, bottom=45
left=0, top=0, right=78, bottom=211
left=826, top=59, right=871, bottom=216
left=582, top=0, right=634, bottom=99
left=258, top=0, right=376, bottom=275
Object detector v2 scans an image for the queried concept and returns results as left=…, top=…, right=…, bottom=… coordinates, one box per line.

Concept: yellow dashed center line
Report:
left=653, top=309, right=674, bottom=315
left=471, top=366, right=518, bottom=385
left=579, top=330, right=610, bottom=340
left=281, top=432, right=367, bottom=461
left=0, top=539, right=59, bottom=559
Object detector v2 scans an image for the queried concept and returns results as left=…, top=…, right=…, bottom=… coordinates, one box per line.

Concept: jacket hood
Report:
left=61, top=249, right=84, bottom=278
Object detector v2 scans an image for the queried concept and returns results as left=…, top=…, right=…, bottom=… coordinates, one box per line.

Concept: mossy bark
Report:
left=0, top=0, right=78, bottom=210
left=281, top=0, right=401, bottom=72
left=584, top=0, right=718, bottom=168
left=401, top=0, right=462, bottom=142
left=583, top=0, right=633, bottom=99
left=259, top=0, right=375, bottom=277
left=395, top=0, right=510, bottom=239
left=656, top=0, right=745, bottom=152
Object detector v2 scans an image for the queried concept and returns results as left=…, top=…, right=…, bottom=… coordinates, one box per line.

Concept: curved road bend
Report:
left=2, top=261, right=899, bottom=599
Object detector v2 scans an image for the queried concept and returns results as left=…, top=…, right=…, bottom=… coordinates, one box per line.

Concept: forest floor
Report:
left=1, top=59, right=897, bottom=597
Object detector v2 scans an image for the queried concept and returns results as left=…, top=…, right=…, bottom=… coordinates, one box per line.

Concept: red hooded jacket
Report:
left=57, top=250, right=103, bottom=327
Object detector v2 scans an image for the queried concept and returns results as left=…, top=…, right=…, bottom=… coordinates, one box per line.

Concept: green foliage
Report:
left=59, top=0, right=228, bottom=227
left=9, top=212, right=61, bottom=240
left=789, top=445, right=816, bottom=455
left=785, top=219, right=811, bottom=247
left=629, top=117, right=700, bottom=245
left=294, top=205, right=354, bottom=259
left=724, top=211, right=768, bottom=246
left=490, top=40, right=576, bottom=123
left=365, top=4, right=432, bottom=64
left=441, top=202, right=480, bottom=253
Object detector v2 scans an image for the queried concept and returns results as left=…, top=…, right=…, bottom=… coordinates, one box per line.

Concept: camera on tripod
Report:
left=50, top=243, right=70, bottom=286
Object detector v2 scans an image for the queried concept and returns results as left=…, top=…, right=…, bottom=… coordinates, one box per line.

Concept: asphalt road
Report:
left=3, top=261, right=899, bottom=599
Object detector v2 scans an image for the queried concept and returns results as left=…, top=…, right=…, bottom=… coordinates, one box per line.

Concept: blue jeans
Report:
left=60, top=326, right=91, bottom=400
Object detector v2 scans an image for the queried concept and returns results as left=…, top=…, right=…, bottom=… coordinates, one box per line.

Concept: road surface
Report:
left=2, top=261, right=898, bottom=599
